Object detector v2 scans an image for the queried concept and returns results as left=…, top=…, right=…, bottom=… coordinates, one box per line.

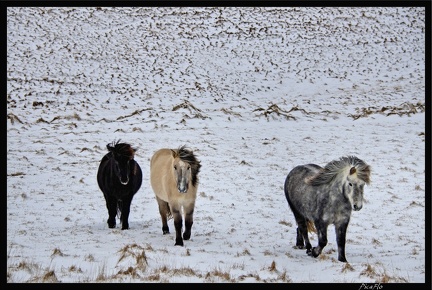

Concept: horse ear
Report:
left=107, top=144, right=114, bottom=152
left=349, top=167, right=356, bottom=175
left=170, top=149, right=177, bottom=157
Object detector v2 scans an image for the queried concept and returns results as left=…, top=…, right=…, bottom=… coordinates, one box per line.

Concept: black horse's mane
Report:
left=107, top=140, right=137, bottom=159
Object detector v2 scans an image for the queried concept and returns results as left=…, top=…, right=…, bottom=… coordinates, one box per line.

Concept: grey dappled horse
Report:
left=284, top=156, right=371, bottom=262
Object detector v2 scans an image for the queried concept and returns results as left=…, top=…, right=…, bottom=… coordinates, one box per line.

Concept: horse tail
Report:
left=307, top=220, right=317, bottom=233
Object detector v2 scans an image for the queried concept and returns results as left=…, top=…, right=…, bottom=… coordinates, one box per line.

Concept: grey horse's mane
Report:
left=308, top=156, right=371, bottom=186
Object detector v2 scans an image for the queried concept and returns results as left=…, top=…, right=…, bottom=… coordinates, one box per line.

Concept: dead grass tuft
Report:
left=172, top=99, right=210, bottom=120
left=172, top=266, right=197, bottom=276
left=116, top=266, right=140, bottom=279
left=236, top=248, right=251, bottom=257
left=341, top=263, right=355, bottom=272
left=51, top=248, right=65, bottom=257
left=221, top=108, right=242, bottom=117
left=85, top=254, right=95, bottom=262
left=68, top=265, right=83, bottom=273
left=253, top=103, right=297, bottom=120
left=117, top=243, right=148, bottom=270
left=50, top=112, right=81, bottom=123
left=371, top=238, right=382, bottom=246
left=360, top=264, right=376, bottom=278
left=205, top=268, right=231, bottom=281
left=349, top=101, right=425, bottom=120
left=279, top=220, right=292, bottom=227
left=42, top=270, right=59, bottom=283
left=9, top=172, right=25, bottom=177
left=117, top=108, right=152, bottom=120
left=147, top=273, right=161, bottom=281
left=268, top=260, right=277, bottom=271
left=238, top=273, right=261, bottom=282
left=7, top=113, right=24, bottom=124
left=277, top=270, right=291, bottom=282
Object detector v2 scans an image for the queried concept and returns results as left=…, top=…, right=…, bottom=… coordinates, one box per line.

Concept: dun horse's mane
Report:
left=173, top=145, right=201, bottom=187
left=308, top=156, right=371, bottom=186
left=108, top=140, right=136, bottom=159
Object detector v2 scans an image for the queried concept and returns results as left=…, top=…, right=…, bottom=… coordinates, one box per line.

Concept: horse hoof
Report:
left=175, top=239, right=184, bottom=246
left=162, top=226, right=170, bottom=235
left=183, top=233, right=191, bottom=240
left=108, top=224, right=116, bottom=228
left=311, top=248, right=321, bottom=258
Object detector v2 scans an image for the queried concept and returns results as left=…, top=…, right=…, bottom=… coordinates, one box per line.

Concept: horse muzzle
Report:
left=177, top=187, right=187, bottom=193
left=353, top=204, right=362, bottom=211
left=177, top=178, right=188, bottom=193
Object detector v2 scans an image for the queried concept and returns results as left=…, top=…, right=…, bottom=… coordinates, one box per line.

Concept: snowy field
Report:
left=7, top=7, right=427, bottom=283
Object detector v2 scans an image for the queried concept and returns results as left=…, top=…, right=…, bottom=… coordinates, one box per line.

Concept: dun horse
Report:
left=97, top=140, right=142, bottom=230
left=150, top=145, right=201, bottom=246
left=284, top=156, right=371, bottom=262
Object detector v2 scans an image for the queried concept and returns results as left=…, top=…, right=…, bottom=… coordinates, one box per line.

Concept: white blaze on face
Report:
left=346, top=182, right=355, bottom=208
left=176, top=160, right=189, bottom=193
left=347, top=174, right=364, bottom=211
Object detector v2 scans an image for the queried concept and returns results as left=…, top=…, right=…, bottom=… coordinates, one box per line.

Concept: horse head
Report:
left=346, top=166, right=368, bottom=211
left=171, top=146, right=201, bottom=193
left=107, top=141, right=136, bottom=186
left=171, top=150, right=191, bottom=193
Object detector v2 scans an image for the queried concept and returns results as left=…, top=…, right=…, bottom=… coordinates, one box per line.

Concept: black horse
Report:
left=97, top=140, right=142, bottom=230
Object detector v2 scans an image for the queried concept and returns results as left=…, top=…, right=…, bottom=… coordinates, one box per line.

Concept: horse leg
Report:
left=295, top=227, right=305, bottom=249
left=182, top=204, right=194, bottom=241
left=293, top=213, right=312, bottom=252
left=311, top=220, right=328, bottom=258
left=156, top=196, right=170, bottom=234
left=105, top=194, right=117, bottom=228
left=298, top=222, right=312, bottom=254
left=171, top=206, right=184, bottom=246
left=120, top=196, right=132, bottom=230
left=335, top=221, right=349, bottom=262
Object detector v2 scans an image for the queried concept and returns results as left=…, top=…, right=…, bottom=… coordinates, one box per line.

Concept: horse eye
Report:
left=349, top=183, right=353, bottom=187
left=174, top=165, right=177, bottom=170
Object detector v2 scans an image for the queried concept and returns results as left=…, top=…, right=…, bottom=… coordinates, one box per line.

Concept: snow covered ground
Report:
left=7, top=7, right=426, bottom=283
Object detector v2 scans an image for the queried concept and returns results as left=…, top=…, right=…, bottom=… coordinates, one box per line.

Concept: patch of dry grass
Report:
left=348, top=101, right=425, bottom=120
